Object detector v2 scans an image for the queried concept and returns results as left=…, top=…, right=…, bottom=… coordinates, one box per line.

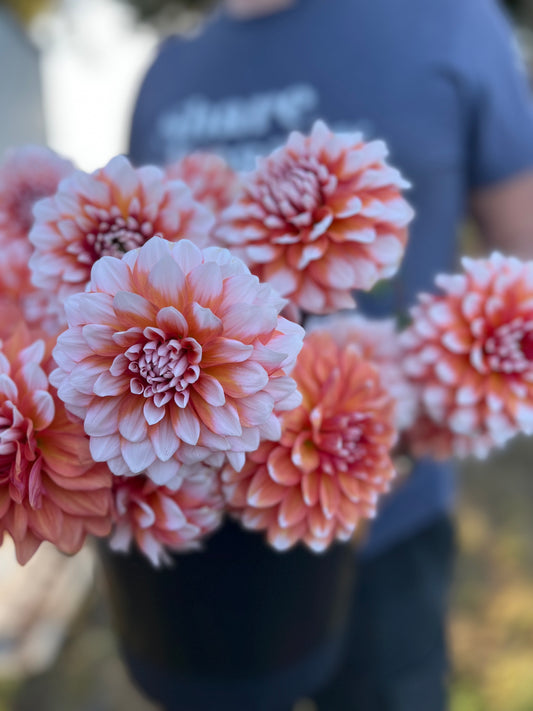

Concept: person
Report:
left=129, top=0, right=533, bottom=708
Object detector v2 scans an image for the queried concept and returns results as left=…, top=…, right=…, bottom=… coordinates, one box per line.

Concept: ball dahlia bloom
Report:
left=0, top=146, right=74, bottom=304
left=51, top=236, right=304, bottom=487
left=110, top=465, right=224, bottom=566
left=401, top=252, right=533, bottom=459
left=222, top=330, right=397, bottom=552
left=0, top=327, right=112, bottom=565
left=165, top=153, right=240, bottom=215
left=215, top=120, right=413, bottom=314
left=308, top=313, right=417, bottom=430
left=29, top=155, right=214, bottom=300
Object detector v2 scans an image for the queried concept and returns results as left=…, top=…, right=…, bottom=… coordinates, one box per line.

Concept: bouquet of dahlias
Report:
left=1, top=121, right=531, bottom=572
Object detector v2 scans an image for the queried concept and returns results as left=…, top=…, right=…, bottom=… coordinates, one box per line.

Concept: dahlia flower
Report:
left=308, top=313, right=417, bottom=430
left=165, top=153, right=240, bottom=215
left=29, top=155, right=214, bottom=300
left=0, top=146, right=73, bottom=304
left=0, top=327, right=112, bottom=565
left=0, top=145, right=74, bottom=245
left=110, top=464, right=224, bottom=566
left=222, top=330, right=397, bottom=552
left=401, top=252, right=533, bottom=459
left=51, top=236, right=304, bottom=487
left=215, top=120, right=413, bottom=314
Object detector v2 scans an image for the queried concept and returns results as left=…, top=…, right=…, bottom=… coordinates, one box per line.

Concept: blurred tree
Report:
left=0, top=0, right=54, bottom=23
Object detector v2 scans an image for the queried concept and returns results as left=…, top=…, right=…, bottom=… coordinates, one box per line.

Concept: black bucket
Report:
left=99, top=520, right=356, bottom=711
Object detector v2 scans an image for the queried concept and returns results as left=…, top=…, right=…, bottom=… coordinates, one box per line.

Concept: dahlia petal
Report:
left=226, top=450, right=246, bottom=471
left=201, top=338, right=253, bottom=367
left=113, top=291, right=157, bottom=327
left=90, top=256, right=133, bottom=294
left=118, top=396, right=148, bottom=442
left=32, top=499, right=64, bottom=542
left=193, top=373, right=226, bottom=406
left=170, top=239, right=203, bottom=273
left=267, top=447, right=301, bottom=486
left=301, top=469, right=320, bottom=507
left=277, top=487, right=307, bottom=528
left=188, top=302, right=223, bottom=340
left=192, top=392, right=242, bottom=437
left=26, top=390, right=55, bottom=431
left=147, top=258, right=186, bottom=307
left=13, top=533, right=42, bottom=566
left=206, top=361, right=269, bottom=398
left=146, top=458, right=182, bottom=486
left=53, top=329, right=91, bottom=369
left=84, top=396, right=123, bottom=437
left=82, top=324, right=120, bottom=356
left=149, top=416, right=180, bottom=462
left=267, top=522, right=308, bottom=552
left=222, top=304, right=278, bottom=341
left=320, top=475, right=340, bottom=519
left=155, top=306, right=189, bottom=338
left=121, top=438, right=156, bottom=473
left=65, top=292, right=115, bottom=327
left=93, top=371, right=129, bottom=397
left=187, top=262, right=223, bottom=307
left=233, top=392, right=274, bottom=426
left=170, top=405, right=201, bottom=445
left=0, top=373, right=18, bottom=401
left=291, top=433, right=320, bottom=474
left=143, top=398, right=166, bottom=426
left=247, top=468, right=286, bottom=508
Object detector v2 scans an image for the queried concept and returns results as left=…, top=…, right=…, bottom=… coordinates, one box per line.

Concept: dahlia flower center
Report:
left=483, top=318, right=533, bottom=373
left=259, top=156, right=336, bottom=228
left=125, top=330, right=202, bottom=408
left=80, top=206, right=154, bottom=262
left=0, top=402, right=42, bottom=507
left=314, top=412, right=366, bottom=475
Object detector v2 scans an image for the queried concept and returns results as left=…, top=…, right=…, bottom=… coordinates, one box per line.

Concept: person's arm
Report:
left=460, top=0, right=533, bottom=258
left=470, top=171, right=533, bottom=259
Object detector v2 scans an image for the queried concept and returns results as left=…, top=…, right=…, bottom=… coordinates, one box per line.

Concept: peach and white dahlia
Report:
left=165, top=152, right=240, bottom=215
left=110, top=464, right=224, bottom=566
left=308, top=313, right=417, bottom=430
left=222, top=330, right=397, bottom=552
left=0, top=327, right=112, bottom=565
left=51, top=236, right=304, bottom=487
left=0, top=146, right=74, bottom=301
left=29, top=155, right=214, bottom=300
left=401, top=252, right=533, bottom=459
left=215, top=120, right=413, bottom=314
left=0, top=145, right=74, bottom=244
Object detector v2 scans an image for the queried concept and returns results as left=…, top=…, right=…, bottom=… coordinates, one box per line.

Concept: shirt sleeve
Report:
left=459, top=0, right=533, bottom=188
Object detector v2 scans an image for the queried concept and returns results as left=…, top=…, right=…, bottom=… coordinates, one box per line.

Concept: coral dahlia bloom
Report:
left=0, top=145, right=74, bottom=301
left=110, top=465, right=224, bottom=566
left=29, top=155, right=214, bottom=300
left=0, top=145, right=74, bottom=244
left=51, top=236, right=304, bottom=486
left=222, top=330, right=397, bottom=552
left=401, top=252, right=533, bottom=459
left=165, top=153, right=240, bottom=215
left=215, top=120, right=413, bottom=314
left=0, top=327, right=112, bottom=565
left=308, top=313, right=417, bottom=430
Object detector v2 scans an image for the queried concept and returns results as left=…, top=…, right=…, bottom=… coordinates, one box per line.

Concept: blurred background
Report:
left=1, top=1, right=533, bottom=710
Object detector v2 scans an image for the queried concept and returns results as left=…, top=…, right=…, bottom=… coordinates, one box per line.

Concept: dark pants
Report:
left=312, top=514, right=455, bottom=711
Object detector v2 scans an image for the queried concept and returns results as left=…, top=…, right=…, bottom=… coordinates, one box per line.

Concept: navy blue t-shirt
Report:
left=130, top=0, right=533, bottom=557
